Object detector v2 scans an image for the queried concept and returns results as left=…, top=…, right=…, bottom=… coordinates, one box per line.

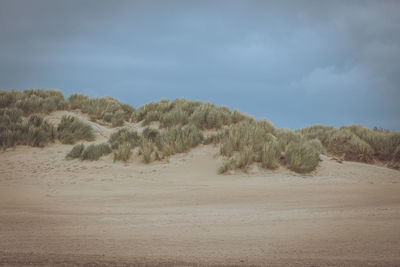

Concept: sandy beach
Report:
left=1, top=130, right=399, bottom=266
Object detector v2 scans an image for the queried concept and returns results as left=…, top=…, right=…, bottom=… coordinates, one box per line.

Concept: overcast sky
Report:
left=1, top=0, right=399, bottom=130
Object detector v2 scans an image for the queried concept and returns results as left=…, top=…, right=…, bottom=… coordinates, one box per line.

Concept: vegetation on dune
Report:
left=57, top=116, right=94, bottom=144
left=113, top=142, right=132, bottom=162
left=2, top=89, right=400, bottom=173
left=0, top=108, right=24, bottom=149
left=139, top=139, right=154, bottom=163
left=68, top=94, right=134, bottom=127
left=218, top=120, right=281, bottom=171
left=285, top=141, right=321, bottom=173
left=79, top=143, right=112, bottom=161
left=155, top=124, right=203, bottom=156
left=132, top=98, right=253, bottom=129
left=327, top=129, right=374, bottom=163
left=0, top=89, right=68, bottom=115
left=66, top=143, right=111, bottom=160
left=24, top=114, right=56, bottom=147
left=108, top=128, right=141, bottom=150
left=0, top=110, right=55, bottom=149
left=66, top=143, right=85, bottom=159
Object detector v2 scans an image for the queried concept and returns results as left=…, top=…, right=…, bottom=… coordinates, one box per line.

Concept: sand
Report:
left=0, top=112, right=400, bottom=266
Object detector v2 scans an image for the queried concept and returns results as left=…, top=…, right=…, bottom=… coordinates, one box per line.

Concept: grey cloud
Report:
left=0, top=0, right=399, bottom=130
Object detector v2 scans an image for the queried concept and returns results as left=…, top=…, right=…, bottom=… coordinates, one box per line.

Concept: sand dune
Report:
left=0, top=113, right=400, bottom=266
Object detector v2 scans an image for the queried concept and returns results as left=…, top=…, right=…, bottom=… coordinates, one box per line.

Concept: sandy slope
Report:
left=0, top=113, right=400, bottom=266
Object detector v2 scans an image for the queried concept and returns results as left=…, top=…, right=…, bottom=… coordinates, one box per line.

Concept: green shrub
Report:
left=285, top=141, right=320, bottom=173
left=57, top=116, right=94, bottom=144
left=108, top=128, right=141, bottom=149
left=80, top=143, right=111, bottom=160
left=113, top=142, right=132, bottom=162
left=66, top=143, right=85, bottom=159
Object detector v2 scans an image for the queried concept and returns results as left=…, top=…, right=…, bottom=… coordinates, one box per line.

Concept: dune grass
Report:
left=327, top=129, right=374, bottom=163
left=108, top=128, right=141, bottom=149
left=2, top=89, right=400, bottom=173
left=24, top=114, right=56, bottom=147
left=0, top=108, right=24, bottom=149
left=113, top=142, right=132, bottom=162
left=80, top=143, right=112, bottom=160
left=285, top=141, right=321, bottom=173
left=66, top=143, right=85, bottom=159
left=57, top=116, right=94, bottom=144
left=133, top=99, right=252, bottom=129
left=218, top=158, right=237, bottom=174
left=139, top=139, right=154, bottom=163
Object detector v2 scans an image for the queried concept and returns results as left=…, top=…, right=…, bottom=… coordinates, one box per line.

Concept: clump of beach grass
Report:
left=57, top=115, right=94, bottom=144
left=80, top=143, right=111, bottom=160
left=285, top=141, right=320, bottom=173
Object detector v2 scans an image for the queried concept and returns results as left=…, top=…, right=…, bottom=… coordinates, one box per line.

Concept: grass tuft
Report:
left=113, top=142, right=132, bottom=162
left=285, top=141, right=320, bottom=173
left=57, top=116, right=94, bottom=144
left=80, top=143, right=111, bottom=160
left=66, top=143, right=85, bottom=159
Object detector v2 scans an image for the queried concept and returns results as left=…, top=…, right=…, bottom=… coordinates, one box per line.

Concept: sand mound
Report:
left=0, top=140, right=399, bottom=265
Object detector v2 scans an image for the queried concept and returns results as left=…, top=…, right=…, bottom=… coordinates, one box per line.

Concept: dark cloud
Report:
left=1, top=0, right=399, bottom=130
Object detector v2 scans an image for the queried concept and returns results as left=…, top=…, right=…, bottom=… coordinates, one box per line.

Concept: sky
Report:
left=1, top=0, right=399, bottom=130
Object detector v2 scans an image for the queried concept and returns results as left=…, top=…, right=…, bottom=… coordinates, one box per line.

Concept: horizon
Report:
left=1, top=1, right=399, bottom=130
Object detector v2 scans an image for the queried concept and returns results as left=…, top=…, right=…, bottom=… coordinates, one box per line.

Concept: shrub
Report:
left=66, top=143, right=85, bottom=159
left=285, top=141, right=320, bottom=173
left=80, top=143, right=111, bottom=160
left=57, top=116, right=94, bottom=144
left=113, top=142, right=132, bottom=162
left=108, top=128, right=141, bottom=149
